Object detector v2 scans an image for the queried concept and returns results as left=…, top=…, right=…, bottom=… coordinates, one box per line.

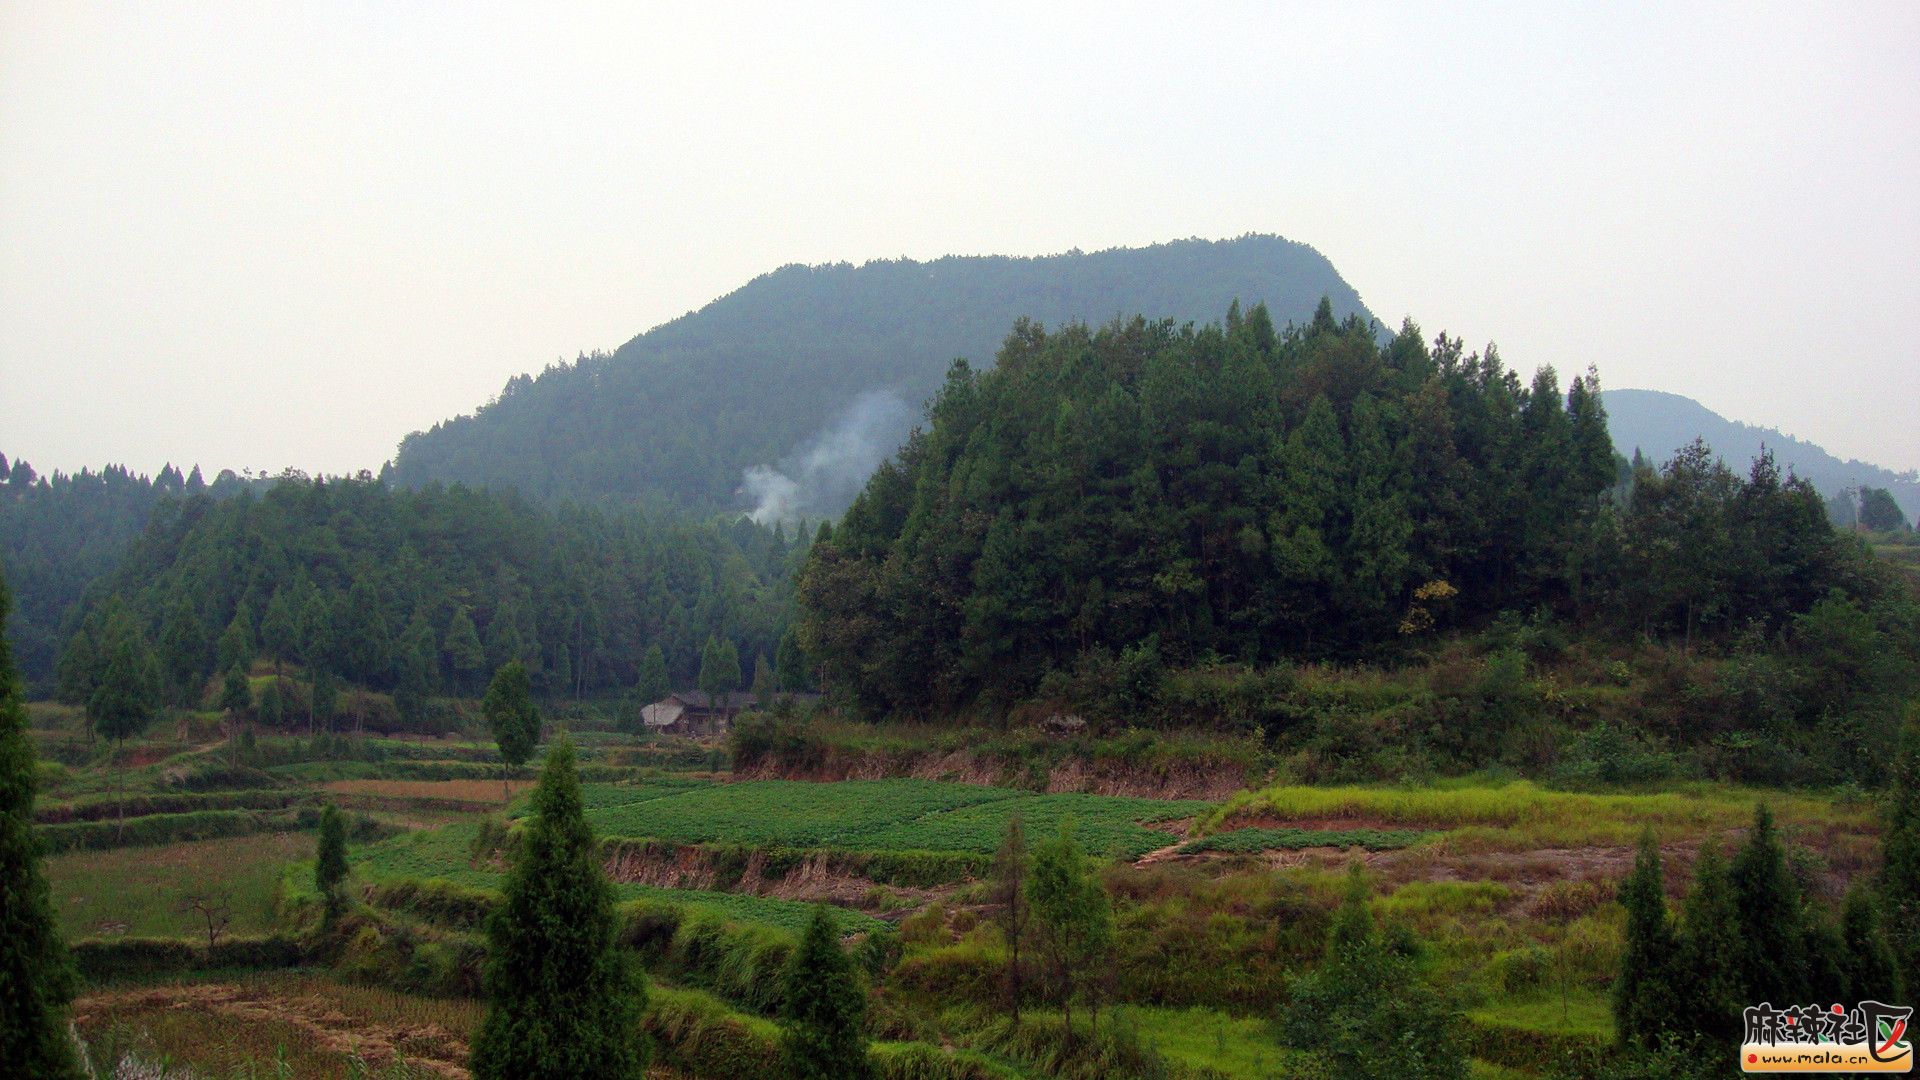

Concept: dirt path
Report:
left=73, top=983, right=471, bottom=1078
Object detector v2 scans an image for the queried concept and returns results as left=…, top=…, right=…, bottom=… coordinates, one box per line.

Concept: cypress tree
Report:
left=1613, top=829, right=1680, bottom=1049
left=219, top=666, right=251, bottom=716
left=214, top=607, right=255, bottom=676
left=1882, top=717, right=1920, bottom=981
left=445, top=606, right=486, bottom=696
left=0, top=573, right=85, bottom=1078
left=315, top=804, right=349, bottom=919
left=1730, top=804, right=1809, bottom=1004
left=775, top=628, right=808, bottom=692
left=634, top=643, right=670, bottom=707
left=779, top=905, right=873, bottom=1080
left=1673, top=842, right=1743, bottom=1048
left=471, top=739, right=646, bottom=1079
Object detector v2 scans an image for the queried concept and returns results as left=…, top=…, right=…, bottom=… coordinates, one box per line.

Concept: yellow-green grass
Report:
left=1466, top=991, right=1614, bottom=1074
left=1121, top=1005, right=1315, bottom=1078
left=1200, top=779, right=1870, bottom=849
left=46, top=831, right=308, bottom=939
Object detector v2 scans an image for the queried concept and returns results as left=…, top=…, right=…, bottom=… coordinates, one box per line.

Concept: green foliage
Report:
left=1671, top=842, right=1743, bottom=1048
left=1285, top=868, right=1468, bottom=1080
left=219, top=666, right=251, bottom=714
left=1883, top=716, right=1920, bottom=979
left=991, top=815, right=1030, bottom=1021
left=1611, top=831, right=1679, bottom=1050
left=0, top=572, right=85, bottom=1076
left=698, top=635, right=742, bottom=699
left=1839, top=883, right=1904, bottom=1002
left=470, top=739, right=648, bottom=1079
left=1028, top=823, right=1113, bottom=1037
left=1178, top=826, right=1425, bottom=854
left=86, top=604, right=159, bottom=744
left=780, top=905, right=874, bottom=1080
left=633, top=643, right=669, bottom=709
left=66, top=934, right=306, bottom=983
left=481, top=662, right=539, bottom=769
left=316, top=804, right=349, bottom=916
left=1729, top=804, right=1809, bottom=1003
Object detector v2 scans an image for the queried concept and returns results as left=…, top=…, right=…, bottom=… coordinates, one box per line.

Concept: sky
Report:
left=2, top=2, right=1917, bottom=478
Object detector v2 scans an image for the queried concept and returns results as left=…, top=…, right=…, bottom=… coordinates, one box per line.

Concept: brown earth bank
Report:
left=602, top=844, right=951, bottom=915
left=735, top=747, right=1255, bottom=800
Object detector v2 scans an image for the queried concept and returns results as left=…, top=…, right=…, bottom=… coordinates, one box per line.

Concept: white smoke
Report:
left=742, top=390, right=913, bottom=524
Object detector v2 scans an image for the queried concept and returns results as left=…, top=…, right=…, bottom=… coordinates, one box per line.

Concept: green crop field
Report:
left=580, top=778, right=1209, bottom=858
left=1178, top=826, right=1428, bottom=854
left=47, top=832, right=314, bottom=939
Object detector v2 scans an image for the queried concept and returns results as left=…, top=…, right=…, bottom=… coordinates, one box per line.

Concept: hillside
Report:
left=386, top=236, right=1373, bottom=517
left=1604, top=387, right=1920, bottom=521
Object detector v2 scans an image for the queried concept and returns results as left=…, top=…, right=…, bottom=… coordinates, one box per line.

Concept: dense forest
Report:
left=386, top=237, right=1373, bottom=515
left=0, top=456, right=207, bottom=683
left=796, top=301, right=1919, bottom=767
left=52, top=478, right=807, bottom=726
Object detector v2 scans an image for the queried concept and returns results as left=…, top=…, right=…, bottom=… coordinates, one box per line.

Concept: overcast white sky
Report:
left=2, top=2, right=1916, bottom=478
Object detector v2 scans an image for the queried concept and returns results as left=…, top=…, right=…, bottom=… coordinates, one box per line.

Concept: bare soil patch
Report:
left=323, top=778, right=533, bottom=804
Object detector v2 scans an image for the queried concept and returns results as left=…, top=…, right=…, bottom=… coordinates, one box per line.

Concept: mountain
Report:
left=387, top=236, right=1373, bottom=518
left=1603, top=388, right=1920, bottom=523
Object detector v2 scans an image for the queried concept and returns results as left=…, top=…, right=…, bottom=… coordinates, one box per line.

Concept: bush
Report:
left=69, top=935, right=306, bottom=982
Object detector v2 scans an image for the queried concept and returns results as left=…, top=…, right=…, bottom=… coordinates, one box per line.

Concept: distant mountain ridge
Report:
left=1603, top=388, right=1919, bottom=521
left=387, top=236, right=1373, bottom=516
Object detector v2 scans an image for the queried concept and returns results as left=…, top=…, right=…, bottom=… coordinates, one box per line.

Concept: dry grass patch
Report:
left=323, top=779, right=534, bottom=804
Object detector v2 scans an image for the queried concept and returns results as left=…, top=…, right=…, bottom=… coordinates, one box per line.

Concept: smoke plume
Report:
left=742, top=390, right=912, bottom=524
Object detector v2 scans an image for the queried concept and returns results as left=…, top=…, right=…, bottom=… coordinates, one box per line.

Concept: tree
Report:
left=1613, top=830, right=1680, bottom=1049
left=1859, top=487, right=1909, bottom=532
left=219, top=666, right=251, bottom=716
left=177, top=890, right=234, bottom=948
left=310, top=669, right=339, bottom=734
left=445, top=606, right=486, bottom=696
left=992, top=815, right=1031, bottom=1023
left=634, top=643, right=669, bottom=707
left=483, top=662, right=539, bottom=803
left=1839, top=884, right=1903, bottom=1002
left=316, top=804, right=349, bottom=920
left=1285, top=866, right=1467, bottom=1080
left=337, top=577, right=393, bottom=688
left=87, top=609, right=159, bottom=748
left=1884, top=717, right=1920, bottom=980
left=750, top=651, right=776, bottom=700
left=214, top=607, right=255, bottom=674
left=1027, top=821, right=1112, bottom=1040
left=157, top=595, right=208, bottom=705
left=698, top=635, right=741, bottom=700
left=776, top=626, right=809, bottom=692
left=259, top=589, right=297, bottom=685
left=0, top=573, right=86, bottom=1077
left=779, top=905, right=873, bottom=1080
left=470, top=739, right=647, bottom=1080
left=1730, top=804, right=1809, bottom=1003
left=1672, top=841, right=1743, bottom=1049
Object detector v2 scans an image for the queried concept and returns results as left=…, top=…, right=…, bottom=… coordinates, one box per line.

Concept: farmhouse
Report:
left=634, top=691, right=770, bottom=736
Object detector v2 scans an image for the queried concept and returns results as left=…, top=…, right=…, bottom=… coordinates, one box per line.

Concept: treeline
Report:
left=54, top=477, right=808, bottom=725
left=797, top=300, right=1914, bottom=717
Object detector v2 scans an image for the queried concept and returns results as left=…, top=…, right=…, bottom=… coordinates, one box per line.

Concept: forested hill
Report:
left=1604, top=388, right=1920, bottom=522
left=386, top=236, right=1373, bottom=517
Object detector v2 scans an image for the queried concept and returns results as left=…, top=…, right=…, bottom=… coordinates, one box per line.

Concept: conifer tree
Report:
left=750, top=651, right=776, bottom=700
left=315, top=804, right=348, bottom=920
left=470, top=739, right=646, bottom=1080
left=1730, top=804, right=1809, bottom=1003
left=157, top=595, right=208, bottom=705
left=1613, top=830, right=1679, bottom=1049
left=215, top=608, right=255, bottom=674
left=1673, top=842, right=1743, bottom=1048
left=634, top=643, right=670, bottom=706
left=88, top=608, right=158, bottom=748
left=483, top=663, right=539, bottom=803
left=445, top=606, right=486, bottom=696
left=779, top=905, right=873, bottom=1080
left=775, top=628, right=808, bottom=692
left=698, top=635, right=741, bottom=700
left=992, top=815, right=1031, bottom=1023
left=1882, top=717, right=1920, bottom=981
left=0, top=574, right=85, bottom=1078
left=1839, top=884, right=1903, bottom=1002
left=219, top=666, right=251, bottom=716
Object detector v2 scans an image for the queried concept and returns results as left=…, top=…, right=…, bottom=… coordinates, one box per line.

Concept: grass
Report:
left=1120, top=1005, right=1314, bottom=1079
left=1200, top=778, right=1870, bottom=848
left=1179, top=826, right=1428, bottom=854
left=46, top=831, right=310, bottom=939
left=582, top=778, right=1208, bottom=858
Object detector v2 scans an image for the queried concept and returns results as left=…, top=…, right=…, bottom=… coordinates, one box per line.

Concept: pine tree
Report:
left=1027, top=822, right=1113, bottom=1041
left=1730, top=804, right=1809, bottom=1004
left=483, top=663, right=539, bottom=803
left=259, top=590, right=297, bottom=683
left=157, top=595, right=208, bottom=705
left=779, top=905, right=873, bottom=1080
left=315, top=804, right=349, bottom=920
left=0, top=573, right=86, bottom=1077
left=750, top=652, right=776, bottom=701
left=1613, top=830, right=1680, bottom=1049
left=776, top=627, right=808, bottom=692
left=214, top=607, right=255, bottom=674
left=88, top=609, right=158, bottom=747
left=698, top=635, right=740, bottom=700
left=992, top=815, right=1031, bottom=1023
left=634, top=643, right=670, bottom=706
left=470, top=739, right=647, bottom=1080
left=445, top=606, right=486, bottom=696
